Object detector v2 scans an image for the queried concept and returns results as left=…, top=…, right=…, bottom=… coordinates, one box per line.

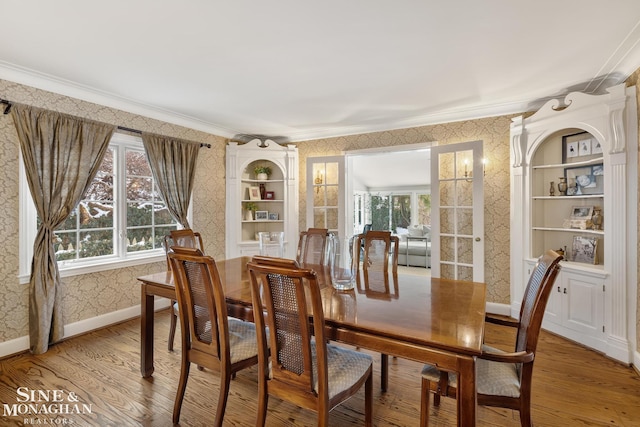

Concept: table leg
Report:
left=381, top=354, right=388, bottom=392
left=456, top=356, right=477, bottom=426
left=140, top=285, right=155, bottom=378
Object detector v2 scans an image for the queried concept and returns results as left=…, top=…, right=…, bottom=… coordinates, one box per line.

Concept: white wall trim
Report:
left=0, top=299, right=171, bottom=359
left=486, top=302, right=511, bottom=317
left=0, top=61, right=237, bottom=138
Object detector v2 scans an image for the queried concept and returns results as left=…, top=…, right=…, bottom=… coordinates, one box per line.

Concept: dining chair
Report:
left=164, top=229, right=204, bottom=352
left=354, top=230, right=399, bottom=391
left=296, top=227, right=330, bottom=265
left=419, top=249, right=563, bottom=427
left=247, top=256, right=373, bottom=427
left=168, top=246, right=260, bottom=426
left=356, top=230, right=399, bottom=275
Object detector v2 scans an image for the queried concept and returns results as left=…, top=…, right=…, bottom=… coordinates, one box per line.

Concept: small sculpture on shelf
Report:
left=557, top=177, right=567, bottom=196
left=549, top=181, right=555, bottom=196
left=591, top=207, right=603, bottom=230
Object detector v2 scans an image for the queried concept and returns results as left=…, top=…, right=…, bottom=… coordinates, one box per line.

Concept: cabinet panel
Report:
left=562, top=272, right=604, bottom=336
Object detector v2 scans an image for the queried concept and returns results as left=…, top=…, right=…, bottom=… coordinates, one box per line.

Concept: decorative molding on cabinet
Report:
left=509, top=83, right=637, bottom=364
left=225, top=139, right=299, bottom=259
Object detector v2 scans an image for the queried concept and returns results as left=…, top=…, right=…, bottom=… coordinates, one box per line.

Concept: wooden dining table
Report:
left=138, top=256, right=486, bottom=426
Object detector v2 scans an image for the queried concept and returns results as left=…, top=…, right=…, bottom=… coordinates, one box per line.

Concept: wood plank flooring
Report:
left=1, top=309, right=639, bottom=426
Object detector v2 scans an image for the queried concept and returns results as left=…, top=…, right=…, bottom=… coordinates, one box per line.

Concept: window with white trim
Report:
left=20, top=133, right=180, bottom=280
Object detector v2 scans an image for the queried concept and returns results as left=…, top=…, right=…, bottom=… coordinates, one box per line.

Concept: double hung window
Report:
left=20, top=133, right=179, bottom=279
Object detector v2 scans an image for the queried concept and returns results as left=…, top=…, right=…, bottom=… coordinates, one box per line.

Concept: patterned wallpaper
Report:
left=294, top=116, right=514, bottom=305
left=0, top=79, right=226, bottom=343
left=1, top=74, right=638, bottom=355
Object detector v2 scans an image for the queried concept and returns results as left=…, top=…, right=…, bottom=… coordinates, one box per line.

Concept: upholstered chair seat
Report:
left=421, top=344, right=521, bottom=398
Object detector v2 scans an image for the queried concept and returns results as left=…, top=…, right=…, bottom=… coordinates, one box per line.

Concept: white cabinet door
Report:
left=562, top=272, right=605, bottom=339
left=542, top=268, right=606, bottom=352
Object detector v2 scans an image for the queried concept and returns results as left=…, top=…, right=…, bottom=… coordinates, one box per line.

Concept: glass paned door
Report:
left=307, top=157, right=345, bottom=237
left=430, top=140, right=484, bottom=282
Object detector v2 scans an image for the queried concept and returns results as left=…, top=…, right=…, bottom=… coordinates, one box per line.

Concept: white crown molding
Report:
left=286, top=100, right=531, bottom=141
left=1, top=47, right=637, bottom=143
left=0, top=61, right=238, bottom=138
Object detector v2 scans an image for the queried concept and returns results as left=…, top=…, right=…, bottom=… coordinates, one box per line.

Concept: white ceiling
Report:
left=351, top=149, right=431, bottom=189
left=2, top=1, right=640, bottom=142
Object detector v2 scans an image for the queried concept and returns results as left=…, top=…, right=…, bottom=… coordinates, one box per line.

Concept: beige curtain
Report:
left=11, top=104, right=115, bottom=354
left=141, top=133, right=200, bottom=228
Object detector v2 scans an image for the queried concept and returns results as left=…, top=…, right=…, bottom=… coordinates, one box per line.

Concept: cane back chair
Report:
left=247, top=256, right=373, bottom=427
left=168, top=247, right=259, bottom=426
left=420, top=249, right=563, bottom=427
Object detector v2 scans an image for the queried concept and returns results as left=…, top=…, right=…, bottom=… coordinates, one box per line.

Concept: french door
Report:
left=430, top=140, right=484, bottom=282
left=306, top=156, right=346, bottom=239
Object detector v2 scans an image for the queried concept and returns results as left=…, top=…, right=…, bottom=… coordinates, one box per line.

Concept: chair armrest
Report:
left=485, top=314, right=520, bottom=328
left=480, top=349, right=534, bottom=364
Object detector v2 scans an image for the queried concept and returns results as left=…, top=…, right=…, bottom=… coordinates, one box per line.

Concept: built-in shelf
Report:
left=510, top=83, right=636, bottom=364
left=226, top=140, right=298, bottom=259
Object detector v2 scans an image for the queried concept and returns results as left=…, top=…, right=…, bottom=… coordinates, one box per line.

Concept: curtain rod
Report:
left=1, top=98, right=11, bottom=114
left=117, top=126, right=211, bottom=148
left=0, top=97, right=211, bottom=148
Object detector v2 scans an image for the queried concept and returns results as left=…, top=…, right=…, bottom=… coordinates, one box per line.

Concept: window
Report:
left=354, top=191, right=430, bottom=234
left=20, top=133, right=180, bottom=280
left=417, top=193, right=432, bottom=225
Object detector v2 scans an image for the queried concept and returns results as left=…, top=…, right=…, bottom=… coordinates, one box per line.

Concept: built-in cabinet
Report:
left=510, top=84, right=637, bottom=363
left=226, top=139, right=298, bottom=259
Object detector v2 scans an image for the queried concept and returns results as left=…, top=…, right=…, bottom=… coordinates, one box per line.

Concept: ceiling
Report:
left=351, top=148, right=431, bottom=189
left=2, top=1, right=640, bottom=141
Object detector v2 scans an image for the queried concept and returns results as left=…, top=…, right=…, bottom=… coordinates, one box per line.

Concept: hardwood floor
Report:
left=1, top=309, right=639, bottom=426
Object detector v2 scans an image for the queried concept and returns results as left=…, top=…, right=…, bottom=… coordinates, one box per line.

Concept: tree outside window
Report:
left=52, top=140, right=177, bottom=262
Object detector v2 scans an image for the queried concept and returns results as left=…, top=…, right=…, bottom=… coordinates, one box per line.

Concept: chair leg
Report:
left=168, top=302, right=177, bottom=351
left=365, top=369, right=373, bottom=427
left=213, top=371, right=232, bottom=427
left=172, top=360, right=191, bottom=424
left=420, top=377, right=430, bottom=427
left=519, top=395, right=532, bottom=427
left=381, top=354, right=389, bottom=392
left=256, top=374, right=269, bottom=427
left=433, top=392, right=441, bottom=407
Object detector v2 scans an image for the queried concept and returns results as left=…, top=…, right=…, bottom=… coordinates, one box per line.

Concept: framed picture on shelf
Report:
left=570, top=206, right=593, bottom=219
left=265, top=191, right=275, bottom=200
left=564, top=163, right=604, bottom=195
left=592, top=138, right=603, bottom=154
left=249, top=186, right=261, bottom=200
left=572, top=236, right=599, bottom=264
left=562, top=131, right=588, bottom=163
left=561, top=131, right=603, bottom=164
left=268, top=213, right=279, bottom=220
left=255, top=210, right=268, bottom=220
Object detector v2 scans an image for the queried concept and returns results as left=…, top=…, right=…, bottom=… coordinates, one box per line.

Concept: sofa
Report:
left=396, top=225, right=431, bottom=268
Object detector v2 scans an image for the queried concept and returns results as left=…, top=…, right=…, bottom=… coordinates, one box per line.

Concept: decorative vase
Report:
left=256, top=172, right=268, bottom=181
left=557, top=177, right=567, bottom=196
left=549, top=181, right=555, bottom=196
left=591, top=208, right=603, bottom=230
left=244, top=210, right=253, bottom=221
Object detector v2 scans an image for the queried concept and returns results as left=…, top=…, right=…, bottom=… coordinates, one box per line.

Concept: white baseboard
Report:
left=486, top=302, right=511, bottom=317
left=0, top=298, right=171, bottom=359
